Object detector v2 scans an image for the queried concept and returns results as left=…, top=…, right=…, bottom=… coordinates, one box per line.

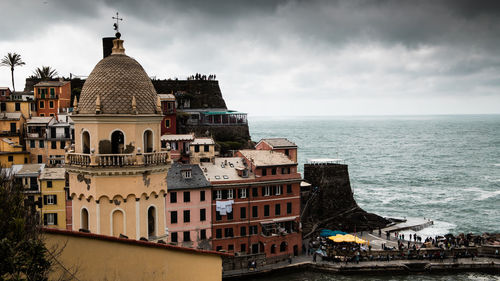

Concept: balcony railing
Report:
left=66, top=151, right=169, bottom=167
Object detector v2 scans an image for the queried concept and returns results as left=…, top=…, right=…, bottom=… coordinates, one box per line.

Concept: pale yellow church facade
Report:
left=66, top=36, right=170, bottom=240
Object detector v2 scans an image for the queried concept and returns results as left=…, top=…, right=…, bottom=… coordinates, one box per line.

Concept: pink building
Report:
left=166, top=163, right=212, bottom=249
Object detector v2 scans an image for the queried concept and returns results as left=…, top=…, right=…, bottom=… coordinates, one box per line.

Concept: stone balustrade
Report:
left=66, top=151, right=169, bottom=167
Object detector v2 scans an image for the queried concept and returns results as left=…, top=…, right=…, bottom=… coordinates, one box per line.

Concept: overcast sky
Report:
left=1, top=0, right=500, bottom=116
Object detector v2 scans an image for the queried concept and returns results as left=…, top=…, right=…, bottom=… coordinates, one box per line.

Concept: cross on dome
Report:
left=112, top=12, right=123, bottom=38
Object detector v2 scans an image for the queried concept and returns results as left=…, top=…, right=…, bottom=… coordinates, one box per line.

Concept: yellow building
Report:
left=66, top=35, right=170, bottom=240
left=0, top=112, right=29, bottom=167
left=43, top=228, right=224, bottom=281
left=26, top=116, right=73, bottom=165
left=189, top=137, right=216, bottom=164
left=1, top=100, right=35, bottom=120
left=39, top=167, right=67, bottom=229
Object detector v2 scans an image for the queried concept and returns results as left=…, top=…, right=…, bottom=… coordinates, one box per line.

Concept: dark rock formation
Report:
left=151, top=79, right=227, bottom=109
left=302, top=163, right=388, bottom=236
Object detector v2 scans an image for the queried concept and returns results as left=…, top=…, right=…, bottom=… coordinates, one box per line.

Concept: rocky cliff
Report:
left=302, top=163, right=388, bottom=236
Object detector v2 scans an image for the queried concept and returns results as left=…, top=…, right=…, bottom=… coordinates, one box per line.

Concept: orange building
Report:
left=159, top=93, right=176, bottom=135
left=34, top=80, right=71, bottom=117
left=0, top=87, right=11, bottom=101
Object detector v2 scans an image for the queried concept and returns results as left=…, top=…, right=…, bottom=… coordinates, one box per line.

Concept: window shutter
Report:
left=43, top=214, right=48, bottom=225
left=54, top=195, right=57, bottom=205
left=261, top=187, right=265, bottom=196
left=43, top=195, right=47, bottom=205
left=54, top=213, right=58, bottom=225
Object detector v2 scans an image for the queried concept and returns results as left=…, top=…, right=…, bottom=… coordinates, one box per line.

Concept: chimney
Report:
left=102, top=37, right=115, bottom=58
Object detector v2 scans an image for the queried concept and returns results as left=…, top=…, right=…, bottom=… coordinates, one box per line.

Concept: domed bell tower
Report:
left=66, top=31, right=170, bottom=241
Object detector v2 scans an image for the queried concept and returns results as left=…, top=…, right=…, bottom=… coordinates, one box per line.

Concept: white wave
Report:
left=494, top=163, right=500, bottom=167
left=475, top=190, right=500, bottom=201
left=398, top=220, right=457, bottom=240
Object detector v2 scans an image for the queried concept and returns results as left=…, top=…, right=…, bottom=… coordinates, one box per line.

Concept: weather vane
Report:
left=112, top=12, right=123, bottom=38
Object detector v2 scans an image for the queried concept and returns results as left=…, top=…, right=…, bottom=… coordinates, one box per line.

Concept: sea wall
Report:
left=302, top=163, right=388, bottom=234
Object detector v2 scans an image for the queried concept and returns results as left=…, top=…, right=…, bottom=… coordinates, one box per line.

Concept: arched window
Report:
left=112, top=209, right=124, bottom=237
left=271, top=244, right=276, bottom=254
left=148, top=206, right=156, bottom=238
left=81, top=208, right=89, bottom=231
left=143, top=130, right=153, bottom=153
left=111, top=130, right=124, bottom=154
left=82, top=131, right=90, bottom=154
left=280, top=241, right=287, bottom=252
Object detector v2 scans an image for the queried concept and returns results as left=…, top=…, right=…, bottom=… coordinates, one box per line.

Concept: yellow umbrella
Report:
left=328, top=234, right=346, bottom=242
left=355, top=237, right=369, bottom=244
left=342, top=234, right=356, bottom=243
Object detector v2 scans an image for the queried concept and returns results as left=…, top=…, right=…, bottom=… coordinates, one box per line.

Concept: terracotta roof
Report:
left=201, top=157, right=254, bottom=182
left=78, top=53, right=158, bottom=115
left=34, top=81, right=69, bottom=87
left=239, top=150, right=295, bottom=167
left=259, top=138, right=297, bottom=148
left=42, top=228, right=232, bottom=257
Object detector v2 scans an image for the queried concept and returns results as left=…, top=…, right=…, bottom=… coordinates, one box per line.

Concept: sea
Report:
left=249, top=114, right=499, bottom=281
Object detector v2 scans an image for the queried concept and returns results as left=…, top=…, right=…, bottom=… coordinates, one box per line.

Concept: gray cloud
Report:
left=1, top=0, right=500, bottom=115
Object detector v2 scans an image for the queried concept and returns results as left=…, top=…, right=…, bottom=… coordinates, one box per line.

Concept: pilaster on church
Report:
left=66, top=35, right=170, bottom=241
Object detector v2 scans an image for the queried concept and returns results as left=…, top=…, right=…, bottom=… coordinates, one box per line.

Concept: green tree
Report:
left=32, top=66, right=58, bottom=80
left=1, top=53, right=26, bottom=92
left=0, top=171, right=51, bottom=280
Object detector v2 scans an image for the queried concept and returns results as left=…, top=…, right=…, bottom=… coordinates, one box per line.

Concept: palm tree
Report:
left=1, top=53, right=26, bottom=92
left=32, top=66, right=58, bottom=80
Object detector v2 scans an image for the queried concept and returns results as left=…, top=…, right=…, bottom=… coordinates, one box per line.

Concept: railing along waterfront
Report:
left=66, top=151, right=169, bottom=167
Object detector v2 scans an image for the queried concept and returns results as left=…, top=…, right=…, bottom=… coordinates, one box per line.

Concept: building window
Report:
left=271, top=168, right=277, bottom=175
left=227, top=211, right=233, bottom=220
left=51, top=141, right=57, bottom=149
left=262, top=168, right=267, bottom=176
left=262, top=186, right=270, bottom=196
left=227, top=189, right=233, bottom=199
left=47, top=181, right=53, bottom=188
left=240, top=244, right=246, bottom=253
left=275, top=204, right=281, bottom=215
left=30, top=140, right=35, bottom=148
left=183, top=231, right=190, bottom=242
left=228, top=244, right=234, bottom=252
left=182, top=169, right=192, bottom=179
left=200, top=229, right=206, bottom=240
left=165, top=119, right=170, bottom=128
left=264, top=205, right=270, bottom=217
left=15, top=103, right=20, bottom=111
left=39, top=101, right=45, bottom=109
left=8, top=156, right=13, bottom=162
left=170, top=192, right=177, bottom=203
left=170, top=211, right=178, bottom=224
left=287, top=202, right=292, bottom=214
left=282, top=167, right=290, bottom=174
left=240, top=226, right=246, bottom=236
left=171, top=232, right=178, bottom=243
left=240, top=207, right=246, bottom=219
left=49, top=101, right=54, bottom=108
left=44, top=213, right=57, bottom=226
left=204, top=145, right=209, bottom=152
left=224, top=228, right=234, bottom=238
left=216, top=229, right=222, bottom=239
left=252, top=187, right=258, bottom=197
left=183, top=210, right=190, bottom=223
left=285, top=149, right=289, bottom=156
left=276, top=185, right=282, bottom=195
left=194, top=145, right=199, bottom=153
left=200, top=190, right=205, bottom=201
left=37, top=155, right=43, bottom=163
left=50, top=88, right=55, bottom=97
left=45, top=195, right=56, bottom=205
left=215, top=211, right=222, bottom=221
left=216, top=190, right=222, bottom=200
left=200, top=209, right=206, bottom=221
left=249, top=225, right=258, bottom=235
left=60, top=141, right=65, bottom=149
left=238, top=188, right=247, bottom=199
left=287, top=184, right=292, bottom=194
left=216, top=246, right=222, bottom=251
left=252, top=206, right=258, bottom=218
left=183, top=191, right=190, bottom=202
left=39, top=140, right=44, bottom=148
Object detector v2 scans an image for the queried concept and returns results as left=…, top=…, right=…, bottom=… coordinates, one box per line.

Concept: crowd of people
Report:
left=187, top=73, right=216, bottom=80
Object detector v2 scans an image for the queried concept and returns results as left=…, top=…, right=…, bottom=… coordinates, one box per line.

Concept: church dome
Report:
left=78, top=41, right=158, bottom=115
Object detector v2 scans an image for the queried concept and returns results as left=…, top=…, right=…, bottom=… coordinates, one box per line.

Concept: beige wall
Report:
left=72, top=115, right=163, bottom=154
left=43, top=231, right=223, bottom=281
